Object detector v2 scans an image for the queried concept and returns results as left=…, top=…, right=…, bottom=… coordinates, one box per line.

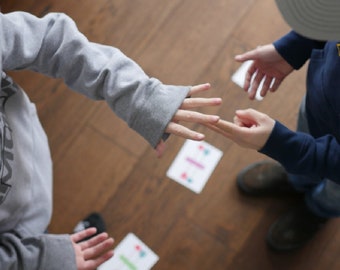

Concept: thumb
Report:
left=235, top=49, right=258, bottom=63
left=235, top=109, right=264, bottom=127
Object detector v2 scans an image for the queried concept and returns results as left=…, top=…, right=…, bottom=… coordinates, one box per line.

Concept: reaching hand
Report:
left=206, top=109, right=275, bottom=150
left=71, top=228, right=114, bottom=270
left=235, top=44, right=294, bottom=100
left=156, top=83, right=222, bottom=157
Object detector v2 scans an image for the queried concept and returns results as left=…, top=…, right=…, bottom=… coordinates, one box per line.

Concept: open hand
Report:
left=71, top=228, right=114, bottom=270
left=235, top=44, right=293, bottom=100
left=156, top=83, right=222, bottom=157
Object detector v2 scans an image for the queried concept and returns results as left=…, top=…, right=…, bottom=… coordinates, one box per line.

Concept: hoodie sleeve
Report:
left=0, top=11, right=190, bottom=147
left=0, top=230, right=76, bottom=270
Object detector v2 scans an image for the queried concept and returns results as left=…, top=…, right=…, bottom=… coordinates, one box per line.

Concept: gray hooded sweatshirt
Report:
left=0, top=11, right=189, bottom=269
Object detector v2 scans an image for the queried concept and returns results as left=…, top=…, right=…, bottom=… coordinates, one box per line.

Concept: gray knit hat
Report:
left=275, top=0, right=340, bottom=40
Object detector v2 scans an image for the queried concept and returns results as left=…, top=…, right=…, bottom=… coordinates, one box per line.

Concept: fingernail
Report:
left=196, top=133, right=205, bottom=140
left=215, top=98, right=222, bottom=104
left=211, top=115, right=220, bottom=121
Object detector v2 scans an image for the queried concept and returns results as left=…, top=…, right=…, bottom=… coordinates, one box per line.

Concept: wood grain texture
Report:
left=2, top=0, right=339, bottom=269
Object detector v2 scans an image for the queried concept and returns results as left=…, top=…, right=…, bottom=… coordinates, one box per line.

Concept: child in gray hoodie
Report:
left=0, top=11, right=221, bottom=270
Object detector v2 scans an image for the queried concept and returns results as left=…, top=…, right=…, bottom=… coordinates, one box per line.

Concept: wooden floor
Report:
left=2, top=0, right=340, bottom=269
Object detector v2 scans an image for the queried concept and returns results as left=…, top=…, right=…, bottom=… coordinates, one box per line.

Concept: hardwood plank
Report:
left=89, top=105, right=148, bottom=158
left=49, top=126, right=138, bottom=233
left=135, top=0, right=255, bottom=85
left=231, top=0, right=290, bottom=46
left=101, top=153, right=231, bottom=269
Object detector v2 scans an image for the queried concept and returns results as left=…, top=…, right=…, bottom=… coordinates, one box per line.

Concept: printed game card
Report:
left=99, top=233, right=159, bottom=270
left=166, top=140, right=223, bottom=194
left=232, top=60, right=264, bottom=101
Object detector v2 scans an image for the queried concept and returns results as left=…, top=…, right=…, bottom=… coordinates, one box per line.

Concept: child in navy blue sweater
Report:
left=212, top=0, right=340, bottom=251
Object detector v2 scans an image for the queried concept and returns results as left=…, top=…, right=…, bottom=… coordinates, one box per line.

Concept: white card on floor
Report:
left=99, top=233, right=159, bottom=270
left=166, top=140, right=223, bottom=194
left=231, top=60, right=263, bottom=101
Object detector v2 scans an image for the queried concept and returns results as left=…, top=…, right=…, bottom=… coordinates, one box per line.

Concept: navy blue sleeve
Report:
left=259, top=121, right=340, bottom=182
left=273, top=31, right=326, bottom=70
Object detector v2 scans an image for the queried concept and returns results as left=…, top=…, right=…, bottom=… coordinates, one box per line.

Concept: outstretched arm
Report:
left=208, top=109, right=340, bottom=182
left=0, top=11, right=221, bottom=149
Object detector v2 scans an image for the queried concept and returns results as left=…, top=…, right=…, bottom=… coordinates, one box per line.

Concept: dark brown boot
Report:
left=266, top=204, right=328, bottom=251
left=237, top=161, right=298, bottom=196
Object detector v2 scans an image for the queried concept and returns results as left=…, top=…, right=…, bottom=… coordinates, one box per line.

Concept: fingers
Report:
left=235, top=108, right=262, bottom=119
left=244, top=61, right=257, bottom=91
left=157, top=82, right=222, bottom=149
left=215, top=119, right=235, bottom=134
left=78, top=232, right=110, bottom=250
left=173, top=109, right=219, bottom=124
left=269, top=77, right=282, bottom=92
left=81, top=233, right=114, bottom=260
left=155, top=140, right=166, bottom=158
left=72, top=228, right=115, bottom=270
left=260, top=75, right=273, bottom=97
left=248, top=75, right=280, bottom=100
left=180, top=97, right=222, bottom=109
left=248, top=70, right=265, bottom=99
left=165, top=122, right=205, bottom=141
left=83, top=250, right=114, bottom=270
left=234, top=108, right=267, bottom=127
left=206, top=108, right=275, bottom=151
left=203, top=122, right=231, bottom=138
left=71, top=228, right=97, bottom=243
left=188, top=83, right=211, bottom=96
left=167, top=109, right=219, bottom=140
left=235, top=45, right=285, bottom=99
